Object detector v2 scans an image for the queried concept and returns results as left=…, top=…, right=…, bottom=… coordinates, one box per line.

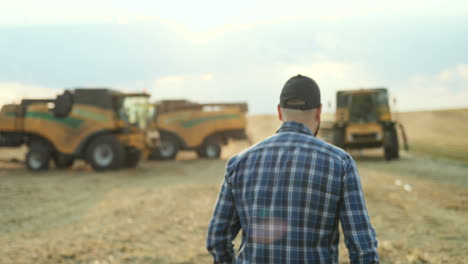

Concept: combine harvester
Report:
left=149, top=100, right=248, bottom=159
left=0, top=88, right=157, bottom=171
left=320, top=88, right=408, bottom=160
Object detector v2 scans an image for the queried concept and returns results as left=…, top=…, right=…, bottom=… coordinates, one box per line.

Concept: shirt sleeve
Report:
left=206, top=173, right=241, bottom=264
left=339, top=158, right=379, bottom=264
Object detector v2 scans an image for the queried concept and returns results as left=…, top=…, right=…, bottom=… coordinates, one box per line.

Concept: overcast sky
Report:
left=1, top=0, right=467, bottom=113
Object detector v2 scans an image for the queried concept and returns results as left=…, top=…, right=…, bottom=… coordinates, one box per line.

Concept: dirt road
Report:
left=0, top=110, right=467, bottom=264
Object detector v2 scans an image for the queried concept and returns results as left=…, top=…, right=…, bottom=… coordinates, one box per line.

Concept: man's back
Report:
left=207, top=121, right=379, bottom=264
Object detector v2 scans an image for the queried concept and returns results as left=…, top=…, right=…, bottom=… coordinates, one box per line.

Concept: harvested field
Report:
left=0, top=109, right=467, bottom=263
left=397, top=109, right=468, bottom=162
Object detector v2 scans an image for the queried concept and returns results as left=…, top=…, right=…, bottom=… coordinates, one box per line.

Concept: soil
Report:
left=0, top=109, right=467, bottom=264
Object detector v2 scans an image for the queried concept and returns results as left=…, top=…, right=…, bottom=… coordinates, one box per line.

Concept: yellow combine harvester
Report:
left=327, top=88, right=408, bottom=160
left=149, top=100, right=248, bottom=159
left=0, top=88, right=156, bottom=171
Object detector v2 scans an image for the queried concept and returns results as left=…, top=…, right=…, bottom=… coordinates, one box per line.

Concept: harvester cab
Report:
left=332, top=88, right=408, bottom=160
left=114, top=92, right=161, bottom=153
left=0, top=88, right=158, bottom=171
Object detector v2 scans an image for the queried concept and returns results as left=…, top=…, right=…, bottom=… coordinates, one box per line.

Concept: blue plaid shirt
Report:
left=207, top=121, right=379, bottom=264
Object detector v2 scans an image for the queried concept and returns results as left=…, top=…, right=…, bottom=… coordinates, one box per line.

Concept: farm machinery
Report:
left=0, top=88, right=157, bottom=171
left=321, top=88, right=408, bottom=160
left=149, top=100, right=248, bottom=159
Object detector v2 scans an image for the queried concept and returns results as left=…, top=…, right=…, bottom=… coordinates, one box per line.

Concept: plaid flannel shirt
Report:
left=207, top=121, right=379, bottom=264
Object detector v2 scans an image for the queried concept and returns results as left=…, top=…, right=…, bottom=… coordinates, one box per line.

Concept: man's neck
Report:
left=283, top=119, right=318, bottom=135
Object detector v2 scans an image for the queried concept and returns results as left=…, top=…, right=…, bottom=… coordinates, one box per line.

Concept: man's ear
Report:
left=277, top=104, right=283, bottom=121
left=315, top=104, right=322, bottom=122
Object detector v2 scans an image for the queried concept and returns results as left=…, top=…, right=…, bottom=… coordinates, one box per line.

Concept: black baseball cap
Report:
left=280, top=74, right=321, bottom=110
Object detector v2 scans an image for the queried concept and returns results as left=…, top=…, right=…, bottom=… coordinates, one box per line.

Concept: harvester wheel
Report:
left=26, top=141, right=51, bottom=171
left=158, top=134, right=179, bottom=160
left=332, top=126, right=345, bottom=149
left=86, top=135, right=125, bottom=171
left=384, top=126, right=399, bottom=161
left=124, top=148, right=141, bottom=168
left=53, top=153, right=74, bottom=169
left=197, top=139, right=221, bottom=159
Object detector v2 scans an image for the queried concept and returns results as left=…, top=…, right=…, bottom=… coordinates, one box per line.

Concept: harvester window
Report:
left=113, top=97, right=126, bottom=120
left=117, top=96, right=150, bottom=130
left=349, top=94, right=379, bottom=123
left=375, top=91, right=389, bottom=106
left=337, top=93, right=349, bottom=107
left=148, top=106, right=159, bottom=123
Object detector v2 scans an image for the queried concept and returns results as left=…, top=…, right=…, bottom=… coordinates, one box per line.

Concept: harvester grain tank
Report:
left=149, top=100, right=248, bottom=159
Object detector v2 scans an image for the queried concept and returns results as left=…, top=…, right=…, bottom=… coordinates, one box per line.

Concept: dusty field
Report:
left=397, top=109, right=468, bottom=162
left=0, top=109, right=467, bottom=264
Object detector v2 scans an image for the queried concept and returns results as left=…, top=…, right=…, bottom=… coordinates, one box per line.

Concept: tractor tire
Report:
left=197, top=139, right=221, bottom=159
left=26, top=141, right=51, bottom=171
left=157, top=134, right=179, bottom=160
left=332, top=126, right=346, bottom=149
left=124, top=148, right=141, bottom=168
left=86, top=134, right=125, bottom=171
left=384, top=126, right=399, bottom=161
left=53, top=153, right=74, bottom=169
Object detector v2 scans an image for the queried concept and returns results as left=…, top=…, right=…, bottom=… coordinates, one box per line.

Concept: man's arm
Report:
left=339, top=158, right=379, bottom=264
left=207, top=175, right=241, bottom=264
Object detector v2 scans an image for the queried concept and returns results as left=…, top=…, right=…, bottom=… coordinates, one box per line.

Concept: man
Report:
left=207, top=75, right=379, bottom=263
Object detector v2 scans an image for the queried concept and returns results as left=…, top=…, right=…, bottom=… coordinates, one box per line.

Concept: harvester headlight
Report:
left=347, top=135, right=353, bottom=142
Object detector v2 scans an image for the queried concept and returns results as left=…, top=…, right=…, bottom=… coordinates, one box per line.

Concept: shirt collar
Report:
left=276, top=121, right=314, bottom=136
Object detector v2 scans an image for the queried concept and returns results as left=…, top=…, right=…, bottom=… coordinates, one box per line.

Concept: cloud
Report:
left=155, top=75, right=187, bottom=87
left=146, top=60, right=381, bottom=113
left=393, top=64, right=468, bottom=111
left=155, top=73, right=214, bottom=86
left=0, top=82, right=59, bottom=107
left=200, top=73, right=214, bottom=81
left=1, top=16, right=467, bottom=114
left=135, top=15, right=254, bottom=42
left=283, top=60, right=368, bottom=81
left=437, top=64, right=468, bottom=81
left=281, top=61, right=468, bottom=112
left=152, top=73, right=216, bottom=100
left=278, top=61, right=468, bottom=113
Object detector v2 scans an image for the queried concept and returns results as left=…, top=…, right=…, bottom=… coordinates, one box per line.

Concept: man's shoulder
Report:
left=291, top=133, right=353, bottom=164
left=226, top=133, right=353, bottom=173
left=314, top=137, right=352, bottom=161
left=268, top=131, right=351, bottom=160
left=225, top=135, right=273, bottom=172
